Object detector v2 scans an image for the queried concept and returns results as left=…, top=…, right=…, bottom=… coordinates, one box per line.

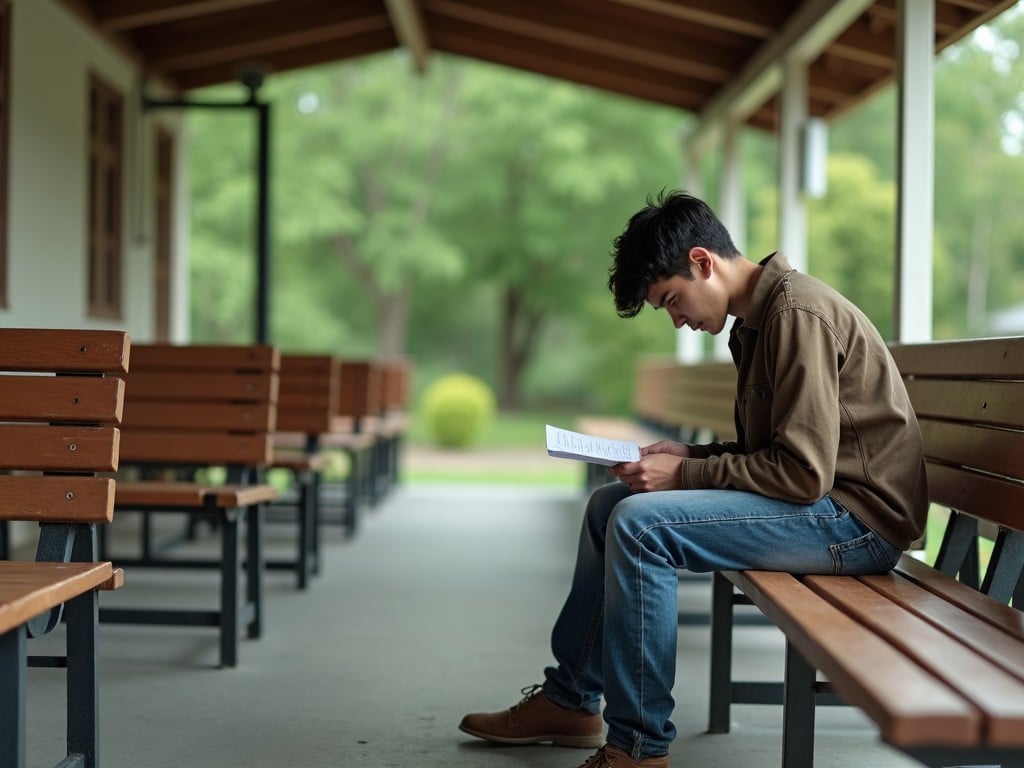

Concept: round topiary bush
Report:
left=421, top=372, right=496, bottom=449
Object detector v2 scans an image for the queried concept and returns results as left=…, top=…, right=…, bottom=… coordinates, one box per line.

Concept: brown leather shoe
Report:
left=576, top=744, right=670, bottom=767
left=459, top=684, right=603, bottom=748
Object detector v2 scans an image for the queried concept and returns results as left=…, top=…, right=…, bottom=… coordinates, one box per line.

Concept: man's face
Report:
left=645, top=272, right=726, bottom=335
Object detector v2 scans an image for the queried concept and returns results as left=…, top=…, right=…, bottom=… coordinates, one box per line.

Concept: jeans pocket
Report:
left=828, top=530, right=898, bottom=575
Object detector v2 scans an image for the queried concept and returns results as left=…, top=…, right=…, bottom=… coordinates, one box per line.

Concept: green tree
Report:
left=932, top=10, right=1024, bottom=338
left=437, top=64, right=684, bottom=408
left=747, top=153, right=896, bottom=336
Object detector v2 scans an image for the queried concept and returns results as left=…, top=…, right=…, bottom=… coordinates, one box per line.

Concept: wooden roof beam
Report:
left=687, top=0, right=875, bottom=148
left=383, top=0, right=431, bottom=73
left=604, top=0, right=787, bottom=39
left=93, top=0, right=277, bottom=31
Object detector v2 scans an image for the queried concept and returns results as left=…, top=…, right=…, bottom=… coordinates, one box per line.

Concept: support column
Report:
left=894, top=0, right=934, bottom=342
left=678, top=144, right=706, bottom=363
left=716, top=122, right=744, bottom=360
left=778, top=57, right=808, bottom=273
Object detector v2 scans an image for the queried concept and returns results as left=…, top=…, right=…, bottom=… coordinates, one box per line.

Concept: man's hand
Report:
left=640, top=440, right=690, bottom=459
left=608, top=448, right=687, bottom=493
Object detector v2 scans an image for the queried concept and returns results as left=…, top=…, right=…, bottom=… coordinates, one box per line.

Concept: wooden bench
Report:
left=0, top=327, right=129, bottom=768
left=576, top=355, right=736, bottom=491
left=374, top=357, right=411, bottom=498
left=98, top=343, right=280, bottom=668
left=317, top=359, right=386, bottom=535
left=707, top=335, right=1024, bottom=768
left=270, top=353, right=340, bottom=588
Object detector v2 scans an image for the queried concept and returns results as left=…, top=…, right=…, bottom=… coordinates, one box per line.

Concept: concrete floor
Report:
left=23, top=484, right=924, bottom=768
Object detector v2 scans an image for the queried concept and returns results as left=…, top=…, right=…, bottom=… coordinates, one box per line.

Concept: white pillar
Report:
left=716, top=122, right=744, bottom=360
left=778, top=57, right=808, bottom=273
left=677, top=145, right=705, bottom=363
left=894, top=0, right=934, bottom=342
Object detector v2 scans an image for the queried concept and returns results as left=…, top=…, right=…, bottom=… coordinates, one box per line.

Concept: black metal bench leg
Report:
left=707, top=571, right=735, bottom=734
left=246, top=505, right=263, bottom=639
left=982, top=529, right=1024, bottom=604
left=781, top=640, right=816, bottom=768
left=296, top=476, right=311, bottom=590
left=220, top=509, right=240, bottom=668
left=311, top=471, right=322, bottom=576
left=65, top=589, right=99, bottom=768
left=1, top=626, right=27, bottom=768
left=344, top=450, right=361, bottom=537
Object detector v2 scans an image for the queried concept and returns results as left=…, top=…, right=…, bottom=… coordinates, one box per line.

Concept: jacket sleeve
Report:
left=681, top=307, right=842, bottom=503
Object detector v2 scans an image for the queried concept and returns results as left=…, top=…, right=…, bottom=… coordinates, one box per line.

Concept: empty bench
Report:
left=576, top=355, right=736, bottom=491
left=0, top=327, right=129, bottom=768
left=708, top=335, right=1024, bottom=768
left=270, top=353, right=340, bottom=588
left=99, top=343, right=280, bottom=668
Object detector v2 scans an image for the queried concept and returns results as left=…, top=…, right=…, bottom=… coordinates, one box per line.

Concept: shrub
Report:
left=421, top=372, right=496, bottom=448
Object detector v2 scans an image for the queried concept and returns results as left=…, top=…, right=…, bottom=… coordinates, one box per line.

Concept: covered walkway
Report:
left=26, top=484, right=920, bottom=767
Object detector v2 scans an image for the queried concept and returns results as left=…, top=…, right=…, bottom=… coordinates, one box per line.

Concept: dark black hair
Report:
left=607, top=189, right=740, bottom=318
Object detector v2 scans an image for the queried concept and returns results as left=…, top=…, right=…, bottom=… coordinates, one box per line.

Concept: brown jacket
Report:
left=682, top=252, right=929, bottom=550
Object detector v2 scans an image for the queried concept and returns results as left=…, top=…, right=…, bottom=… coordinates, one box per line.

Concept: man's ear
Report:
left=689, top=247, right=713, bottom=278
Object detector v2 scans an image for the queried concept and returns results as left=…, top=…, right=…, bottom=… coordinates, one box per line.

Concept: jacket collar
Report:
left=738, top=251, right=794, bottom=331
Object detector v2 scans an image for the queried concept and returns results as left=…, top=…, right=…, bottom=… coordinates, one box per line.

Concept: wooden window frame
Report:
left=87, top=73, right=124, bottom=319
left=153, top=126, right=174, bottom=340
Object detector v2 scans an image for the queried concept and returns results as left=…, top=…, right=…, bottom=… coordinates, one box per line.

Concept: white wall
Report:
left=4, top=0, right=187, bottom=341
left=4, top=0, right=190, bottom=549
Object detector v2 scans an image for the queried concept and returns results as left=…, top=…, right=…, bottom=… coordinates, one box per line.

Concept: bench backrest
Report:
left=633, top=356, right=737, bottom=442
left=890, top=336, right=1024, bottom=535
left=336, top=359, right=382, bottom=424
left=277, top=353, right=339, bottom=435
left=0, top=327, right=129, bottom=533
left=379, top=358, right=412, bottom=414
left=118, top=343, right=279, bottom=470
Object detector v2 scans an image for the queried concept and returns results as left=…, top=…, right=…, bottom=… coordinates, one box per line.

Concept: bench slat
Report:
left=130, top=343, right=278, bottom=371
left=115, top=481, right=278, bottom=509
left=0, top=329, right=129, bottom=373
left=127, top=371, right=278, bottom=402
left=0, top=424, right=120, bottom=472
left=0, top=476, right=115, bottom=523
left=924, top=462, right=1024, bottom=533
left=906, top=379, right=1024, bottom=428
left=207, top=484, right=279, bottom=507
left=889, top=337, right=1024, bottom=378
left=860, top=570, right=1024, bottom=684
left=119, top=431, right=272, bottom=466
left=895, top=556, right=1024, bottom=643
left=0, top=561, right=115, bottom=632
left=0, top=376, right=124, bottom=422
left=123, top=401, right=275, bottom=432
left=115, top=481, right=208, bottom=507
left=807, top=574, right=1024, bottom=745
left=730, top=570, right=979, bottom=747
left=918, top=419, right=1023, bottom=478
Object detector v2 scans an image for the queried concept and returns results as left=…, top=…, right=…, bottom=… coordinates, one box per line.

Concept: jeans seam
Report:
left=572, top=585, right=604, bottom=691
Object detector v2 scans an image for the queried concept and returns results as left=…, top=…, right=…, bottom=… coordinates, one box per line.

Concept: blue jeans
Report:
left=541, top=482, right=903, bottom=759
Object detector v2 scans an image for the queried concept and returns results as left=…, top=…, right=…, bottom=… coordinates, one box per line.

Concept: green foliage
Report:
left=186, top=8, right=1024, bottom=421
left=420, top=372, right=497, bottom=448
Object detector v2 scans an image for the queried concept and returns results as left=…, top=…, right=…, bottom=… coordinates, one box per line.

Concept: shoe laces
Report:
left=510, top=683, right=543, bottom=714
left=577, top=746, right=615, bottom=768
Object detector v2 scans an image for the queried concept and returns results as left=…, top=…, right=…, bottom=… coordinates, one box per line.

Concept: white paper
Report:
left=545, top=424, right=641, bottom=466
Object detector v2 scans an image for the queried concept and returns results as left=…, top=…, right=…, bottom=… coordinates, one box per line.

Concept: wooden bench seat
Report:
left=708, top=335, right=1024, bottom=768
left=0, top=327, right=129, bottom=768
left=99, top=343, right=280, bottom=668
